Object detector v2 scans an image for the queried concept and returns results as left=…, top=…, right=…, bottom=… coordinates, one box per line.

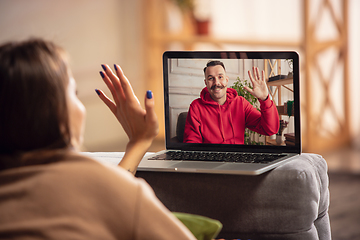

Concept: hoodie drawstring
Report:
left=229, top=110, right=235, bottom=144
left=218, top=105, right=225, bottom=142
left=218, top=104, right=236, bottom=144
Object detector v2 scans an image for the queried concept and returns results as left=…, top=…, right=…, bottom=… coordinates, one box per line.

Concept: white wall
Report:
left=211, top=0, right=302, bottom=44
left=0, top=0, right=144, bottom=151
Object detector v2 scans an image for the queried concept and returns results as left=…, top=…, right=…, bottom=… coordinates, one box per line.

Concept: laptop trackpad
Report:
left=139, top=160, right=180, bottom=168
left=171, top=161, right=225, bottom=170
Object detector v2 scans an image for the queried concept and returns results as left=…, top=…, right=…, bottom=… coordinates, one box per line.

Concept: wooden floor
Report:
left=322, top=148, right=360, bottom=240
left=328, top=172, right=360, bottom=240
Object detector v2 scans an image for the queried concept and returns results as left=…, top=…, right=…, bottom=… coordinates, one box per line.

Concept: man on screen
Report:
left=183, top=60, right=279, bottom=144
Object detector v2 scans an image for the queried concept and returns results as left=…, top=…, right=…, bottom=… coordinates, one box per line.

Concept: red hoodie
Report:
left=183, top=87, right=279, bottom=144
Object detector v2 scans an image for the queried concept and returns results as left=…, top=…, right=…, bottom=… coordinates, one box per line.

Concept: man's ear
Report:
left=204, top=79, right=207, bottom=85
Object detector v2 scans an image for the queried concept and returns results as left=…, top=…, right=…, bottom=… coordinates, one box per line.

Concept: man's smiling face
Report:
left=204, top=65, right=229, bottom=105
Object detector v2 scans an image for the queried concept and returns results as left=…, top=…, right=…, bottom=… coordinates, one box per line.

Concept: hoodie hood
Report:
left=200, top=87, right=238, bottom=105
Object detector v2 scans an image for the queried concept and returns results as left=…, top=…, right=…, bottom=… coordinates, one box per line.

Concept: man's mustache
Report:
left=211, top=84, right=226, bottom=90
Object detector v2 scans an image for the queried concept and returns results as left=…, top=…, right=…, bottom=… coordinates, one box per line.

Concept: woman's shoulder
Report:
left=47, top=151, right=141, bottom=187
left=1, top=149, right=154, bottom=208
left=27, top=151, right=148, bottom=209
left=0, top=150, right=143, bottom=195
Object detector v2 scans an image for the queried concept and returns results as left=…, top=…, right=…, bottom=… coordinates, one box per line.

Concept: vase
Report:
left=195, top=19, right=210, bottom=35
left=276, top=135, right=282, bottom=145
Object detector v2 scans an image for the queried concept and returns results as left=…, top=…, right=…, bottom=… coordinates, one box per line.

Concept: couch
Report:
left=136, top=153, right=331, bottom=239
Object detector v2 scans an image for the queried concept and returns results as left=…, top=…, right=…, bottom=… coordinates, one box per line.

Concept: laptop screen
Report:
left=163, top=51, right=300, bottom=154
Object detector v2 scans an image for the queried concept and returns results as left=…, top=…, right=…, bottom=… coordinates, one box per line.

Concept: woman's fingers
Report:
left=97, top=64, right=159, bottom=142
left=101, top=64, right=125, bottom=104
left=95, top=89, right=117, bottom=115
left=100, top=66, right=122, bottom=106
left=113, top=64, right=140, bottom=105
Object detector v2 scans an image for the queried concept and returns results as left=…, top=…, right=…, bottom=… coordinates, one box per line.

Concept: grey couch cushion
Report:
left=136, top=153, right=331, bottom=240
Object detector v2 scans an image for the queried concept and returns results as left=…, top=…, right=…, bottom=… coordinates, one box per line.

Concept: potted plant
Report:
left=230, top=77, right=264, bottom=145
left=171, top=0, right=211, bottom=35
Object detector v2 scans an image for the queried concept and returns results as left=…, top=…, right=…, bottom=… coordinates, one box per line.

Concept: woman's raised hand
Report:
left=96, top=64, right=159, bottom=174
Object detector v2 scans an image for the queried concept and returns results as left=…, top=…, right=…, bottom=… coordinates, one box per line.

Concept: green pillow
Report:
left=173, top=212, right=223, bottom=240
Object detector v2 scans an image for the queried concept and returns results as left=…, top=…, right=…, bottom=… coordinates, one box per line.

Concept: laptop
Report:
left=138, top=51, right=301, bottom=175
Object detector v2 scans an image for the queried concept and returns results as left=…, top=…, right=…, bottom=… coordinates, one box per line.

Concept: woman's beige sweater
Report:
left=0, top=152, right=195, bottom=239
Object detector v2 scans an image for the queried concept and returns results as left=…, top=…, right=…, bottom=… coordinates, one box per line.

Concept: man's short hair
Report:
left=203, top=60, right=226, bottom=75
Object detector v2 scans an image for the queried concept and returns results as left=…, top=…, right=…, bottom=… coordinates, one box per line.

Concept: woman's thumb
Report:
left=145, top=90, right=157, bottom=121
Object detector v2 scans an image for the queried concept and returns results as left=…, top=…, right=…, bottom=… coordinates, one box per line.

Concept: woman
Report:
left=0, top=39, right=195, bottom=239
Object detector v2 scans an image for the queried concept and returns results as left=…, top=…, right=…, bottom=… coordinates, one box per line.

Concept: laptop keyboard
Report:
left=148, top=151, right=287, bottom=164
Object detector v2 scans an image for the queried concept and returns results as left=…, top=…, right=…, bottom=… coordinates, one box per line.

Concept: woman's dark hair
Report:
left=0, top=39, right=71, bottom=155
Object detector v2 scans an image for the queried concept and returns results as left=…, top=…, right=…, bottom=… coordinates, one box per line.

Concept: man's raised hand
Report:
left=245, top=67, right=269, bottom=101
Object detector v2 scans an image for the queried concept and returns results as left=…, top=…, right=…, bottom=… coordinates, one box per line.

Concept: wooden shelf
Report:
left=267, top=77, right=293, bottom=86
left=276, top=105, right=294, bottom=116
left=266, top=139, right=285, bottom=146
